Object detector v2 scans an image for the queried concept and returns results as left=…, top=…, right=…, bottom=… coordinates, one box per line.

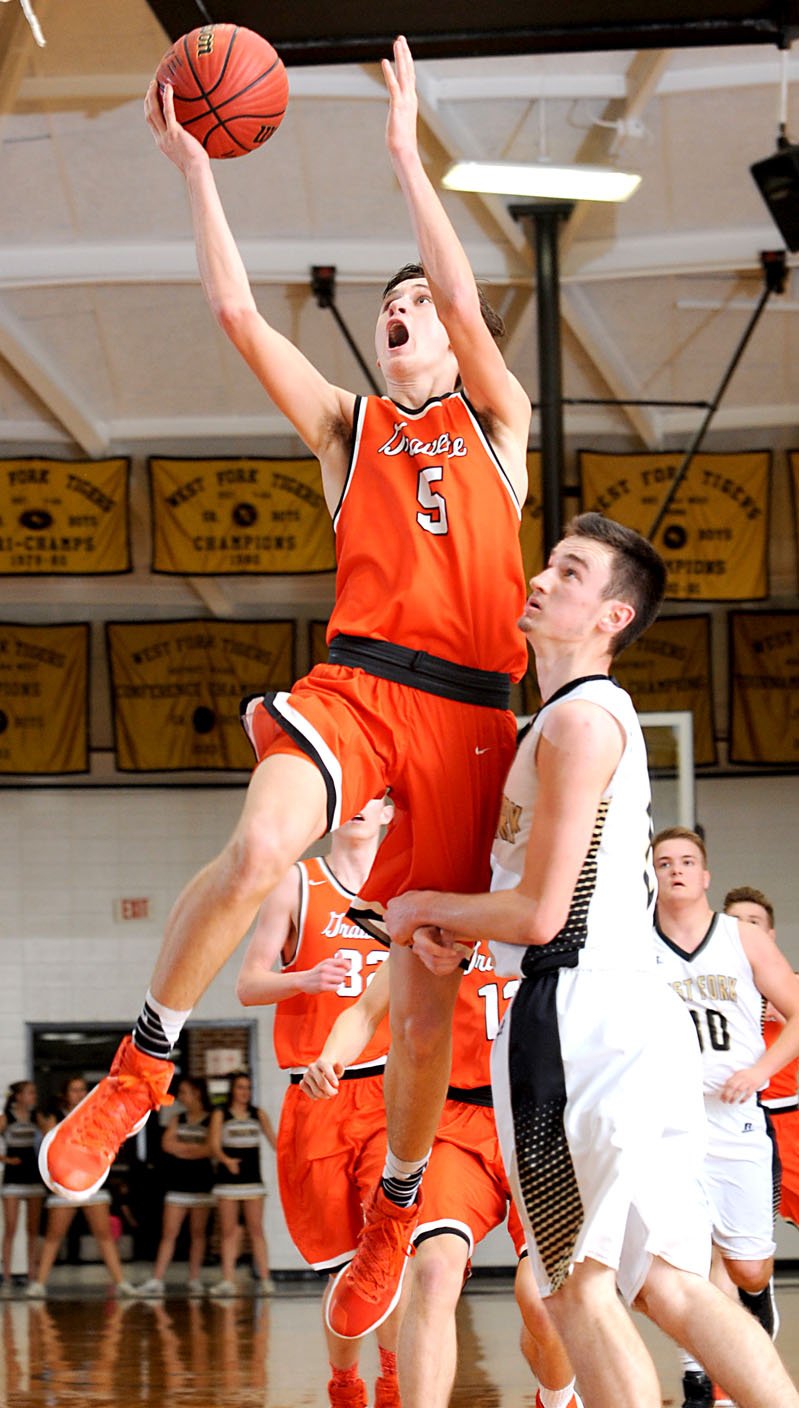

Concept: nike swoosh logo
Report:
left=475, top=747, right=491, bottom=755
left=307, top=879, right=325, bottom=886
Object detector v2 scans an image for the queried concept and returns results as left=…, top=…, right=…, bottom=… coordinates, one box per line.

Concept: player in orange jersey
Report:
left=723, top=888, right=796, bottom=1222
left=304, top=940, right=583, bottom=1408
left=236, top=796, right=398, bottom=1408
left=41, top=36, right=532, bottom=1336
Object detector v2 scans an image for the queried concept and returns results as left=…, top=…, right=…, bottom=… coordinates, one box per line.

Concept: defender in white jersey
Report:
left=653, top=830, right=799, bottom=1404
left=384, top=514, right=799, bottom=1408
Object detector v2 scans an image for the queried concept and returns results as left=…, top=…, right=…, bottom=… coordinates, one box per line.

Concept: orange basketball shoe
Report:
left=535, top=1393, right=584, bottom=1408
left=373, top=1374, right=402, bottom=1408
left=39, top=1035, right=173, bottom=1201
left=327, top=1377, right=367, bottom=1408
left=325, top=1185, right=419, bottom=1339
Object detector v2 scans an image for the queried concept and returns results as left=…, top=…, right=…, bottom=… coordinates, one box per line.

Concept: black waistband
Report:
left=521, top=946, right=581, bottom=979
left=289, top=1063, right=385, bottom=1085
left=328, top=634, right=511, bottom=710
left=446, top=1084, right=494, bottom=1107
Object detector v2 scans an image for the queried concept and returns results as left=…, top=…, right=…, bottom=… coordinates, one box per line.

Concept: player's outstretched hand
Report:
left=144, top=79, right=208, bottom=173
left=382, top=34, right=419, bottom=163
left=409, top=926, right=472, bottom=976
left=301, top=1059, right=344, bottom=1101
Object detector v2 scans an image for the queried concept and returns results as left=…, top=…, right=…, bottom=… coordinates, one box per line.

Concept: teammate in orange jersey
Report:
left=304, top=939, right=583, bottom=1408
left=40, top=29, right=532, bottom=1288
left=236, top=796, right=399, bottom=1408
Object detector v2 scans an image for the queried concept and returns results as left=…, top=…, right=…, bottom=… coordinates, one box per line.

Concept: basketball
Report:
left=156, top=23, right=289, bottom=160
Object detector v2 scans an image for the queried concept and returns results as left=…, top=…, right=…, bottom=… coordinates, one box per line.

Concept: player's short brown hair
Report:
left=564, top=512, right=667, bottom=657
left=723, top=885, right=774, bottom=927
left=652, top=826, right=708, bottom=866
left=382, top=262, right=505, bottom=341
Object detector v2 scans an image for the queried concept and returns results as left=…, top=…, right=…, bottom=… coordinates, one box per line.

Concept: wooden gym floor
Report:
left=3, top=1268, right=799, bottom=1406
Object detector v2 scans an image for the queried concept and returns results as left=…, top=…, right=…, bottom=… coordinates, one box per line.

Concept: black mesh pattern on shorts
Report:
left=514, top=1091, right=584, bottom=1292
left=508, top=970, right=584, bottom=1294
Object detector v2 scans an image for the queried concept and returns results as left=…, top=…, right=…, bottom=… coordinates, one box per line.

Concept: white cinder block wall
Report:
left=2, top=775, right=798, bottom=1268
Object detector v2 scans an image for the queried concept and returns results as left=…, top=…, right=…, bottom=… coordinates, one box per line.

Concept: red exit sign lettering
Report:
left=114, top=897, right=151, bottom=921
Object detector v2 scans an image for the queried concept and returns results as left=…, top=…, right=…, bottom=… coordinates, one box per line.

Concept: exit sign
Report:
left=113, top=897, right=151, bottom=922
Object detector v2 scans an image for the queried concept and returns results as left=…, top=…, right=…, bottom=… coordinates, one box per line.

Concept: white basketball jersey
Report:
left=653, top=911, right=766, bottom=1095
left=490, top=675, right=657, bottom=977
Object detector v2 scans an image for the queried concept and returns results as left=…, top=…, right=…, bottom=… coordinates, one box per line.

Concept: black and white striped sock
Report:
left=132, top=989, right=191, bottom=1061
left=380, top=1147, right=430, bottom=1209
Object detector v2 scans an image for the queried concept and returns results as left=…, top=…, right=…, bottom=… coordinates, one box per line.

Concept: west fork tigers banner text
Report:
left=0, top=623, right=89, bottom=774
left=150, top=457, right=336, bottom=575
left=107, top=620, right=295, bottom=771
left=613, top=614, right=715, bottom=766
left=0, top=458, right=130, bottom=574
left=729, top=611, right=799, bottom=766
left=580, top=450, right=770, bottom=600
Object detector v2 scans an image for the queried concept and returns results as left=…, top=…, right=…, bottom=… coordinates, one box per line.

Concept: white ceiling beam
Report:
left=14, top=51, right=799, bottom=108
left=0, top=237, right=529, bottom=289
left=563, top=226, right=793, bottom=281
left=0, top=226, right=789, bottom=292
left=0, top=295, right=109, bottom=455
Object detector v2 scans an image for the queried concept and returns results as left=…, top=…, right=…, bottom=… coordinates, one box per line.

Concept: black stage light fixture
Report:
left=751, top=136, right=799, bottom=252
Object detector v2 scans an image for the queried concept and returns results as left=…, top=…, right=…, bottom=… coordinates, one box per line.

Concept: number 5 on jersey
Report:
left=417, top=466, right=449, bottom=536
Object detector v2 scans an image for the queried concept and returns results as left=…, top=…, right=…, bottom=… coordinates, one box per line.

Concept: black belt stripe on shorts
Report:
left=290, top=1063, right=385, bottom=1085
left=328, top=634, right=511, bottom=709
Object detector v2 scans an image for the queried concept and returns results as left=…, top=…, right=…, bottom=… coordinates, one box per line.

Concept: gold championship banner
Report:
left=580, top=450, right=770, bottom=600
left=0, top=623, right=89, bottom=774
left=520, top=451, right=544, bottom=586
left=729, top=611, right=799, bottom=765
left=789, top=452, right=799, bottom=579
left=520, top=616, right=714, bottom=761
left=0, top=458, right=129, bottom=574
left=613, top=615, right=715, bottom=765
left=107, top=620, right=295, bottom=771
left=309, top=620, right=329, bottom=670
left=150, top=457, right=336, bottom=575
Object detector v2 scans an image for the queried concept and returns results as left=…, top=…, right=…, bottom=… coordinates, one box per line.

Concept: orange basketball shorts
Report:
left=277, top=1074, right=387, bottom=1272
left=413, top=1099, right=525, bottom=1258
left=242, top=663, right=518, bottom=905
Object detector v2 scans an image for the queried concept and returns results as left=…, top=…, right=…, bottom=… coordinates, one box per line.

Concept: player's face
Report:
left=178, top=1080, right=198, bottom=1110
left=374, top=279, right=452, bottom=375
left=725, top=900, right=773, bottom=935
left=337, top=795, right=394, bottom=841
left=66, top=1079, right=87, bottom=1108
left=518, top=535, right=624, bottom=646
left=653, top=839, right=709, bottom=903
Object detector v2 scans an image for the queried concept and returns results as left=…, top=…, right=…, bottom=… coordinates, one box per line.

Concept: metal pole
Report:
left=509, top=203, right=573, bottom=557
left=647, top=249, right=785, bottom=542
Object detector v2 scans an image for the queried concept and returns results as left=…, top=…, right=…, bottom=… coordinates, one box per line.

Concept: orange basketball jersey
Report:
left=272, top=855, right=391, bottom=1071
left=449, top=939, right=520, bottom=1091
left=329, top=393, right=528, bottom=678
left=762, top=1018, right=799, bottom=1108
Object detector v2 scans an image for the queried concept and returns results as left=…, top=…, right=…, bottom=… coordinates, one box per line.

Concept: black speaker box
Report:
left=751, top=144, right=799, bottom=252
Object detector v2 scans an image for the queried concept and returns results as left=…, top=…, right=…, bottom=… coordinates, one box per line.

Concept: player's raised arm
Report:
left=382, top=37, right=530, bottom=473
left=143, top=80, right=354, bottom=483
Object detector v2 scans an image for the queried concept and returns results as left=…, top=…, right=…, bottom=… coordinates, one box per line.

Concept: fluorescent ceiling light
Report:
left=442, top=160, right=641, bottom=203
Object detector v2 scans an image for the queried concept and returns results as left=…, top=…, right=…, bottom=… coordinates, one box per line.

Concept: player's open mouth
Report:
left=387, top=320, right=409, bottom=348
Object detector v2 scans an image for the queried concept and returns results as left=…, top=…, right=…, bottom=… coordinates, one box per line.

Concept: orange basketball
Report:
left=156, top=23, right=289, bottom=160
